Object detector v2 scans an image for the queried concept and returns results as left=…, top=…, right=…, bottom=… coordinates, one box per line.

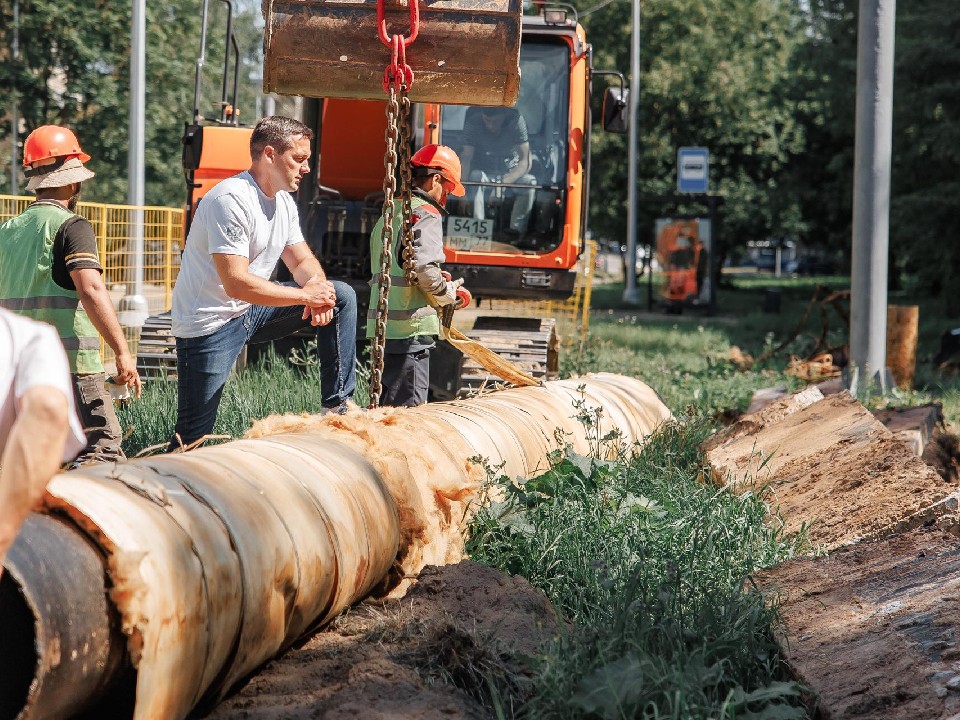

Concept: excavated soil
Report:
left=755, top=527, right=960, bottom=719
left=204, top=561, right=562, bottom=719
left=704, top=391, right=959, bottom=549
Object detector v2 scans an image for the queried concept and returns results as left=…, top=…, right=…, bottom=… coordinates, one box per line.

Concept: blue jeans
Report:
left=169, top=280, right=357, bottom=449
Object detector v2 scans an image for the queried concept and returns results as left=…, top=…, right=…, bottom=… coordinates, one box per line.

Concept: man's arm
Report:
left=502, top=142, right=532, bottom=184
left=460, top=144, right=475, bottom=181
left=281, top=242, right=337, bottom=326
left=213, top=252, right=335, bottom=321
left=411, top=214, right=458, bottom=306
left=71, top=268, right=142, bottom=394
left=0, top=387, right=70, bottom=578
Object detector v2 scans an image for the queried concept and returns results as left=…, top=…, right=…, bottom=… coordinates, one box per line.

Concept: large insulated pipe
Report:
left=1, top=373, right=671, bottom=720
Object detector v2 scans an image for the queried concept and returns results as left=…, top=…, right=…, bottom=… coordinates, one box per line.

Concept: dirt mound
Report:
left=704, top=391, right=958, bottom=549
left=206, top=561, right=561, bottom=719
left=755, top=528, right=960, bottom=719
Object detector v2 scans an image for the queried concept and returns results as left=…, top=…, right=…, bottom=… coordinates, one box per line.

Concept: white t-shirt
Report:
left=172, top=171, right=306, bottom=338
left=0, top=309, right=86, bottom=463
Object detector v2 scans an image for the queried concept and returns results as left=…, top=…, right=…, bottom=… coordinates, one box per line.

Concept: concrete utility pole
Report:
left=849, top=0, right=896, bottom=395
left=121, top=0, right=150, bottom=340
left=10, top=0, right=19, bottom=194
left=622, top=0, right=642, bottom=304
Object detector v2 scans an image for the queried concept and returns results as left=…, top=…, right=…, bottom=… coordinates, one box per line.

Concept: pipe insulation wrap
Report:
left=1, top=373, right=671, bottom=720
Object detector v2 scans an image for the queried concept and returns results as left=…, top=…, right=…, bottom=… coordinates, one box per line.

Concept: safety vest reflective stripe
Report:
left=366, top=196, right=441, bottom=340
left=367, top=275, right=412, bottom=287
left=61, top=337, right=102, bottom=351
left=365, top=307, right=437, bottom=321
left=0, top=296, right=82, bottom=311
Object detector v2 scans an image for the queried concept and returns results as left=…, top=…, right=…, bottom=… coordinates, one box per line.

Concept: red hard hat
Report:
left=22, top=125, right=91, bottom=167
left=411, top=144, right=465, bottom=196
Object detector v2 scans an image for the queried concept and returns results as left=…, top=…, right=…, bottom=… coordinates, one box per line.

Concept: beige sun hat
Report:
left=25, top=156, right=96, bottom=192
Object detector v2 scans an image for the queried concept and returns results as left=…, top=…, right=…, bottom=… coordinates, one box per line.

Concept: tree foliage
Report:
left=0, top=0, right=264, bottom=205
left=582, top=0, right=810, bottom=259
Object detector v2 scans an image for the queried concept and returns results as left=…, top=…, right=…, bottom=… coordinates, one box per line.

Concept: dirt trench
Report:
left=204, top=561, right=561, bottom=720
left=706, top=387, right=960, bottom=719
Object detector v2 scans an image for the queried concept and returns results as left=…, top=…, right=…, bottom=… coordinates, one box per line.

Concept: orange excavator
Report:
left=143, top=0, right=628, bottom=395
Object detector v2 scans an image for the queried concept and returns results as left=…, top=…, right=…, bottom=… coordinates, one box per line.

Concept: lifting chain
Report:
left=369, top=86, right=402, bottom=409
left=370, top=0, right=419, bottom=408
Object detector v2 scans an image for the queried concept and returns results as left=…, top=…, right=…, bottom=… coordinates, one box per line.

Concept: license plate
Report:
left=446, top=216, right=493, bottom=251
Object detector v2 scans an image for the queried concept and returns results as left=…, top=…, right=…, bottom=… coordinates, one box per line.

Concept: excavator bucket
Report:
left=262, top=0, right=522, bottom=106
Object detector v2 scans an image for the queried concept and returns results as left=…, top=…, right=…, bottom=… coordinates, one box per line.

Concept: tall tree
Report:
left=0, top=0, right=264, bottom=206
left=581, top=0, right=810, bottom=259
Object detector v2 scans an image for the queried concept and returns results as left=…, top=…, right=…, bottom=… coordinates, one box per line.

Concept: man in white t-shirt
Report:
left=0, top=308, right=86, bottom=577
left=169, top=116, right=357, bottom=449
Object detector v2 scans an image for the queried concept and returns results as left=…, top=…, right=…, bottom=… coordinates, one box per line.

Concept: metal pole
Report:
left=121, top=0, right=150, bottom=347
left=848, top=0, right=896, bottom=395
left=10, top=0, right=19, bottom=194
left=622, top=0, right=641, bottom=304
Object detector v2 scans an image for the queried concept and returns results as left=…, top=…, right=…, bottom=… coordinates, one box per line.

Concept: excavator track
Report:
left=429, top=316, right=558, bottom=400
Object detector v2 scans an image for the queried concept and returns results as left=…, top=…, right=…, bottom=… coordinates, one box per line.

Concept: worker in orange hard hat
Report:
left=366, top=144, right=471, bottom=407
left=0, top=125, right=141, bottom=468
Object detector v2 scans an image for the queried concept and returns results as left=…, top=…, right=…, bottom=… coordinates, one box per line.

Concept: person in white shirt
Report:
left=0, top=308, right=86, bottom=577
left=168, top=116, right=357, bottom=449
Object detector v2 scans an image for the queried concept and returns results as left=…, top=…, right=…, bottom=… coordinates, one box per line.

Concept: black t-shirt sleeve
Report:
left=52, top=216, right=102, bottom=291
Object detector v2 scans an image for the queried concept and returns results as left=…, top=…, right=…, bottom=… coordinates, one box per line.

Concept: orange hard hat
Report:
left=411, top=144, right=465, bottom=196
left=22, top=125, right=91, bottom=167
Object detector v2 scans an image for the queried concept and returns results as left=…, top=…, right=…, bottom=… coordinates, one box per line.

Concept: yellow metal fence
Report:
left=482, top=240, right=596, bottom=348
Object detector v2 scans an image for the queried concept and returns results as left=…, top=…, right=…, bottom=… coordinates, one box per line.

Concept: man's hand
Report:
left=301, top=277, right=336, bottom=326
left=114, top=351, right=143, bottom=399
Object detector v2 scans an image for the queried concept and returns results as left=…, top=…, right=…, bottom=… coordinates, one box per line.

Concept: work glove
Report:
left=455, top=286, right=472, bottom=310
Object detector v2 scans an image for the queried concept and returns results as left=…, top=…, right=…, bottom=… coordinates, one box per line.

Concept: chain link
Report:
left=369, top=86, right=401, bottom=408
left=398, top=94, right=418, bottom=285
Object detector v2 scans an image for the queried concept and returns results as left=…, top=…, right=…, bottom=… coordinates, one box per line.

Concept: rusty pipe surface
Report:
left=2, top=373, right=670, bottom=720
left=262, top=0, right=523, bottom=106
left=247, top=373, right=674, bottom=587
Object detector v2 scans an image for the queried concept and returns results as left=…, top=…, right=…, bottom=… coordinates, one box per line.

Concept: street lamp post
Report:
left=848, top=0, right=896, bottom=395
left=622, top=0, right=642, bottom=304
left=120, top=0, right=150, bottom=357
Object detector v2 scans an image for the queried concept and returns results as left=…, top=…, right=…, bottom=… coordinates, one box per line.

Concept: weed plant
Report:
left=467, top=416, right=809, bottom=719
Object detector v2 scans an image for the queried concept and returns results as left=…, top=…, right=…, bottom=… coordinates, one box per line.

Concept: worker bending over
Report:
left=367, top=144, right=471, bottom=407
left=0, top=125, right=141, bottom=466
left=0, top=309, right=86, bottom=577
left=169, top=116, right=357, bottom=449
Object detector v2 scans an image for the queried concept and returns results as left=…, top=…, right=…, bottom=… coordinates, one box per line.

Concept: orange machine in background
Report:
left=656, top=219, right=707, bottom=310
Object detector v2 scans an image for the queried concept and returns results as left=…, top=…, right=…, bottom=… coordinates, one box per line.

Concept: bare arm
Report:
left=503, top=142, right=532, bottom=184
left=71, top=268, right=142, bottom=394
left=281, top=242, right=327, bottom=287
left=281, top=243, right=336, bottom=326
left=213, top=253, right=332, bottom=307
left=0, top=387, right=70, bottom=578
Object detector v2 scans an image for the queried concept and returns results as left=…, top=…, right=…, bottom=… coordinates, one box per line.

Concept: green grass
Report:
left=467, top=419, right=809, bottom=719
left=587, top=275, right=960, bottom=425
left=119, top=348, right=370, bottom=456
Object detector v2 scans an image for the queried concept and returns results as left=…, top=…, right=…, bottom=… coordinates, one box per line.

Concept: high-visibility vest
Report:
left=366, top=196, right=441, bottom=340
left=0, top=203, right=103, bottom=374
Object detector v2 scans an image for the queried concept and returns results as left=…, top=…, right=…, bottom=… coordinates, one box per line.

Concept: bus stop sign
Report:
left=677, top=147, right=709, bottom=194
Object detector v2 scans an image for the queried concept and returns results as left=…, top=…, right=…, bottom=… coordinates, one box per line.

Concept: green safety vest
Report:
left=0, top=203, right=103, bottom=374
left=366, top=196, right=441, bottom=340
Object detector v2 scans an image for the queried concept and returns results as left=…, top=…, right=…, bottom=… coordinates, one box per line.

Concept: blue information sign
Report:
left=677, top=147, right=709, bottom=194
